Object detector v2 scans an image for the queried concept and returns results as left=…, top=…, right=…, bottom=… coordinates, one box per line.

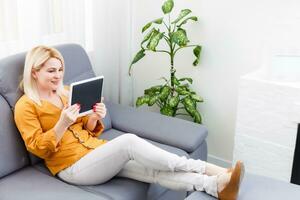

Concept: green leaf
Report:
left=168, top=94, right=180, bottom=107
left=182, top=97, right=202, bottom=123
left=193, top=45, right=202, bottom=66
left=148, top=95, right=159, bottom=106
left=182, top=96, right=196, bottom=108
left=177, top=16, right=198, bottom=27
left=129, top=49, right=146, bottom=75
left=193, top=110, right=202, bottom=123
left=162, top=0, right=174, bottom=14
left=136, top=95, right=150, bottom=107
left=182, top=97, right=199, bottom=120
left=178, top=77, right=193, bottom=84
left=141, top=28, right=155, bottom=46
left=171, top=76, right=180, bottom=85
left=160, top=104, right=175, bottom=116
left=159, top=86, right=171, bottom=101
left=172, top=9, right=192, bottom=24
left=190, top=94, right=203, bottom=102
left=142, top=22, right=152, bottom=33
left=172, top=28, right=189, bottom=47
left=148, top=32, right=164, bottom=51
left=175, top=86, right=190, bottom=95
left=144, top=85, right=162, bottom=95
left=142, top=18, right=164, bottom=33
left=146, top=29, right=159, bottom=48
left=153, top=17, right=164, bottom=24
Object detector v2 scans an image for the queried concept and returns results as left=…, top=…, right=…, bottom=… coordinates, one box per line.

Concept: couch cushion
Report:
left=78, top=178, right=149, bottom=200
left=32, top=162, right=149, bottom=200
left=106, top=101, right=207, bottom=153
left=0, top=167, right=108, bottom=200
left=185, top=173, right=300, bottom=200
left=32, top=128, right=189, bottom=200
left=0, top=95, right=29, bottom=178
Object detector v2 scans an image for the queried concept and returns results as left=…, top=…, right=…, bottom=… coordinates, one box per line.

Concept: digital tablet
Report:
left=69, top=76, right=104, bottom=117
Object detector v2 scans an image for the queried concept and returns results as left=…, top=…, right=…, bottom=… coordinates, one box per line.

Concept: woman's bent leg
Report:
left=117, top=160, right=218, bottom=198
left=58, top=133, right=206, bottom=185
left=112, top=133, right=207, bottom=173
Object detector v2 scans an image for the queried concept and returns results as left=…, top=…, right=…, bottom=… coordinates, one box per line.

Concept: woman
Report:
left=14, top=45, right=244, bottom=200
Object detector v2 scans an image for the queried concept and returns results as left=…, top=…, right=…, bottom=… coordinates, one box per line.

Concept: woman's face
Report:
left=32, top=57, right=64, bottom=92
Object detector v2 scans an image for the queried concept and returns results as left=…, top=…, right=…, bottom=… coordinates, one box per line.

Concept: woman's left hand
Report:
left=90, top=97, right=106, bottom=120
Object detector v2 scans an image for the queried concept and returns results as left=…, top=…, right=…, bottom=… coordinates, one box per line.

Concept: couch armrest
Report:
left=106, top=102, right=208, bottom=153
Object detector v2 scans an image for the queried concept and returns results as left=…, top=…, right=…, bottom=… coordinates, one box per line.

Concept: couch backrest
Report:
left=0, top=44, right=112, bottom=167
left=0, top=95, right=29, bottom=178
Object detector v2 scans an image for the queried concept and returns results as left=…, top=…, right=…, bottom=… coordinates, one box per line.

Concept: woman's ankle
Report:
left=205, top=163, right=228, bottom=176
left=217, top=171, right=231, bottom=192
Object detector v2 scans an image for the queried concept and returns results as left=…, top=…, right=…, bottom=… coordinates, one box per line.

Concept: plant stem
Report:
left=172, top=23, right=177, bottom=32
left=163, top=35, right=171, bottom=46
left=168, top=16, right=175, bottom=91
left=163, top=21, right=169, bottom=31
left=155, top=50, right=171, bottom=55
left=145, top=49, right=170, bottom=55
left=168, top=14, right=171, bottom=32
left=174, top=45, right=198, bottom=55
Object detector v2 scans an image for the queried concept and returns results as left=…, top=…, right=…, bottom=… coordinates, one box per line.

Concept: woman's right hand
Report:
left=58, top=103, right=81, bottom=129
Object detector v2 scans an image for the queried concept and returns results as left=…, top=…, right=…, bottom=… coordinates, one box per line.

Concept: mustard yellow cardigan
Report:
left=14, top=90, right=106, bottom=175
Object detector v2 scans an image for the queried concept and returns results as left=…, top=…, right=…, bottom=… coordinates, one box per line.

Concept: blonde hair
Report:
left=19, top=45, right=68, bottom=106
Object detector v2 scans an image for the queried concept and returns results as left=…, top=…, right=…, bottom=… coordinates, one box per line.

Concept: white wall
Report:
left=129, top=0, right=300, bottom=164
left=91, top=0, right=300, bottom=164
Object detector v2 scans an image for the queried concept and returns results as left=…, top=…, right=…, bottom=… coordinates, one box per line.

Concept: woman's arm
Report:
left=83, top=100, right=106, bottom=136
left=54, top=103, right=81, bottom=142
left=85, top=114, right=99, bottom=131
left=14, top=99, right=81, bottom=159
left=14, top=100, right=61, bottom=159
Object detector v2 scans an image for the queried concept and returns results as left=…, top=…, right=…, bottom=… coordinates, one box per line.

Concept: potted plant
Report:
left=128, top=0, right=203, bottom=123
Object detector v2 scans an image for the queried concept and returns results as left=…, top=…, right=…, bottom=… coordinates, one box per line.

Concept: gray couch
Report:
left=0, top=44, right=208, bottom=200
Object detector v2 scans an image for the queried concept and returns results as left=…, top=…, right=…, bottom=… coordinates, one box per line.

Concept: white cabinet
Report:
left=233, top=70, right=300, bottom=182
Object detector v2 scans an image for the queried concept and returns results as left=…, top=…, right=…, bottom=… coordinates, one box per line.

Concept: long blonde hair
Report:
left=19, top=45, right=68, bottom=106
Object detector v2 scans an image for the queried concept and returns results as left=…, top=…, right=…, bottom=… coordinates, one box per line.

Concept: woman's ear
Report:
left=31, top=69, right=37, bottom=80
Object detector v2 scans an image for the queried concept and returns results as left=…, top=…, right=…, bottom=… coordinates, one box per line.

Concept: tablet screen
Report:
left=69, top=76, right=104, bottom=116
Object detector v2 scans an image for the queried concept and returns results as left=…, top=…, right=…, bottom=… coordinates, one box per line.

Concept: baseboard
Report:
left=207, top=154, right=232, bottom=168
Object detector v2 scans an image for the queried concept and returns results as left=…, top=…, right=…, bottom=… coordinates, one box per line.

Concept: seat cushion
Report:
left=185, top=173, right=300, bottom=200
left=78, top=178, right=149, bottom=200
left=31, top=128, right=189, bottom=200
left=31, top=162, right=149, bottom=200
left=0, top=167, right=108, bottom=200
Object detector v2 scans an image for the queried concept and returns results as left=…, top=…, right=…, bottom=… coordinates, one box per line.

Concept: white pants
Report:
left=57, top=133, right=218, bottom=197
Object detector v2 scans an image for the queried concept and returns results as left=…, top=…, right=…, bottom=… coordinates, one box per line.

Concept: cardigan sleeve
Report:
left=81, top=115, right=105, bottom=137
left=14, top=100, right=60, bottom=159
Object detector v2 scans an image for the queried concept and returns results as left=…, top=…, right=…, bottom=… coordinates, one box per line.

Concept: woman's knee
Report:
left=120, top=133, right=139, bottom=140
